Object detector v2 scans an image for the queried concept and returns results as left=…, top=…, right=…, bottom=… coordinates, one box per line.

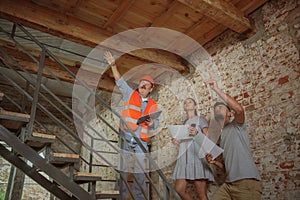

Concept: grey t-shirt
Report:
left=220, top=120, right=261, bottom=182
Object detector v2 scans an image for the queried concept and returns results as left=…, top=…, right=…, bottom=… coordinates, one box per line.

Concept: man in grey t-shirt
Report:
left=205, top=79, right=262, bottom=200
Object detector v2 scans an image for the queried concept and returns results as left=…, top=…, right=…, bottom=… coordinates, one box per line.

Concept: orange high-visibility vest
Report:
left=122, top=90, right=157, bottom=142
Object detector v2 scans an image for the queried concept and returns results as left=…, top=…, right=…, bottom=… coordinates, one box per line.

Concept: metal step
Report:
left=0, top=109, right=30, bottom=130
left=74, top=172, right=103, bottom=199
left=73, top=172, right=102, bottom=183
left=73, top=173, right=120, bottom=199
left=49, top=153, right=80, bottom=166
left=26, top=132, right=56, bottom=149
left=96, top=190, right=120, bottom=199
left=0, top=143, right=77, bottom=200
left=0, top=125, right=93, bottom=200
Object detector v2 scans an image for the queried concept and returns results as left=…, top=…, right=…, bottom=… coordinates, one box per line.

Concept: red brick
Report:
left=279, top=161, right=294, bottom=169
left=278, top=75, right=289, bottom=84
left=243, top=92, right=249, bottom=98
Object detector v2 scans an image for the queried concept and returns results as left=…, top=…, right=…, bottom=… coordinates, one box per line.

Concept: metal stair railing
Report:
left=0, top=22, right=181, bottom=200
left=0, top=33, right=177, bottom=200
left=0, top=63, right=96, bottom=199
left=1, top=25, right=178, bottom=199
left=0, top=125, right=92, bottom=200
left=0, top=51, right=132, bottom=199
left=0, top=44, right=149, bottom=199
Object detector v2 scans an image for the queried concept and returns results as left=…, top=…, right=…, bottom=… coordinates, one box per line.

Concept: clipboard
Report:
left=136, top=110, right=162, bottom=124
left=167, top=125, right=194, bottom=140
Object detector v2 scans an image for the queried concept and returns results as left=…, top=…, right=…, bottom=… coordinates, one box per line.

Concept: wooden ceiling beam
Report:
left=138, top=1, right=179, bottom=42
left=64, top=0, right=82, bottom=15
left=0, top=0, right=190, bottom=75
left=176, top=0, right=254, bottom=34
left=31, top=0, right=82, bottom=15
left=0, top=0, right=109, bottom=46
left=165, top=17, right=221, bottom=56
left=148, top=1, right=179, bottom=27
left=103, top=0, right=135, bottom=28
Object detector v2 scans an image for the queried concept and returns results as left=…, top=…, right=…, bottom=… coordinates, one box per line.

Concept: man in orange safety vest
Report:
left=104, top=51, right=159, bottom=200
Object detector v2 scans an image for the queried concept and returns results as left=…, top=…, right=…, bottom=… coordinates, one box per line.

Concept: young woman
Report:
left=172, top=98, right=214, bottom=200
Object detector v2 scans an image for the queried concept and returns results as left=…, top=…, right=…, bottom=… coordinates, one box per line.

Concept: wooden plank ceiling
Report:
left=0, top=0, right=268, bottom=92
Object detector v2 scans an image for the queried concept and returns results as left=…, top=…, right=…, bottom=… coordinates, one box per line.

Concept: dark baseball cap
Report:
left=213, top=102, right=231, bottom=111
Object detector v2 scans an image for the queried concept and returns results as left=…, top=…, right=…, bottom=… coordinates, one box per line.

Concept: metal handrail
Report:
left=0, top=22, right=181, bottom=199
left=0, top=52, right=142, bottom=198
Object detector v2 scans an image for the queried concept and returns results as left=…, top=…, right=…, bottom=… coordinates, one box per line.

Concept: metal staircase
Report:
left=0, top=22, right=180, bottom=200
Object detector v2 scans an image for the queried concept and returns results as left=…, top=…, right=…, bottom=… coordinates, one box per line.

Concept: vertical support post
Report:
left=89, top=138, right=94, bottom=173
left=5, top=165, right=25, bottom=200
left=163, top=181, right=170, bottom=200
left=6, top=128, right=27, bottom=200
left=27, top=48, right=46, bottom=134
left=118, top=128, right=124, bottom=199
left=5, top=163, right=16, bottom=200
left=88, top=138, right=94, bottom=193
left=21, top=81, right=30, bottom=113
left=148, top=144, right=152, bottom=200
left=11, top=24, right=16, bottom=38
left=46, top=146, right=55, bottom=200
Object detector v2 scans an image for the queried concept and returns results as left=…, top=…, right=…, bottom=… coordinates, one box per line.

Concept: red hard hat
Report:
left=140, top=75, right=155, bottom=85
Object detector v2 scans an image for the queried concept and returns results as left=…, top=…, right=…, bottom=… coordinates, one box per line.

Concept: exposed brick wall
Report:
left=195, top=0, right=299, bottom=199
left=0, top=0, right=299, bottom=199
left=148, top=0, right=299, bottom=199
left=90, top=1, right=300, bottom=199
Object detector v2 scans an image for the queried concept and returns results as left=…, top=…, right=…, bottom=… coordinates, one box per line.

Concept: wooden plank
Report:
left=103, top=0, right=135, bottom=28
left=0, top=110, right=30, bottom=120
left=196, top=24, right=227, bottom=44
left=96, top=190, right=119, bottom=195
left=138, top=1, right=179, bottom=42
left=236, top=0, right=269, bottom=14
left=182, top=23, right=227, bottom=56
left=165, top=17, right=218, bottom=56
left=31, top=0, right=81, bottom=14
left=49, top=153, right=80, bottom=165
left=177, top=0, right=253, bottom=34
left=0, top=0, right=190, bottom=76
left=0, top=109, right=29, bottom=130
left=70, top=1, right=108, bottom=27
left=73, top=172, right=102, bottom=182
left=51, top=153, right=80, bottom=159
left=95, top=190, right=119, bottom=199
left=32, top=132, right=56, bottom=140
left=0, top=0, right=109, bottom=46
left=147, top=1, right=179, bottom=27
left=179, top=22, right=227, bottom=55
left=74, top=172, right=101, bottom=177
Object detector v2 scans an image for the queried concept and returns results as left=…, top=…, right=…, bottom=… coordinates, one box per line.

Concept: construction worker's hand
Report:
left=145, top=118, right=154, bottom=127
left=104, top=51, right=115, bottom=65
